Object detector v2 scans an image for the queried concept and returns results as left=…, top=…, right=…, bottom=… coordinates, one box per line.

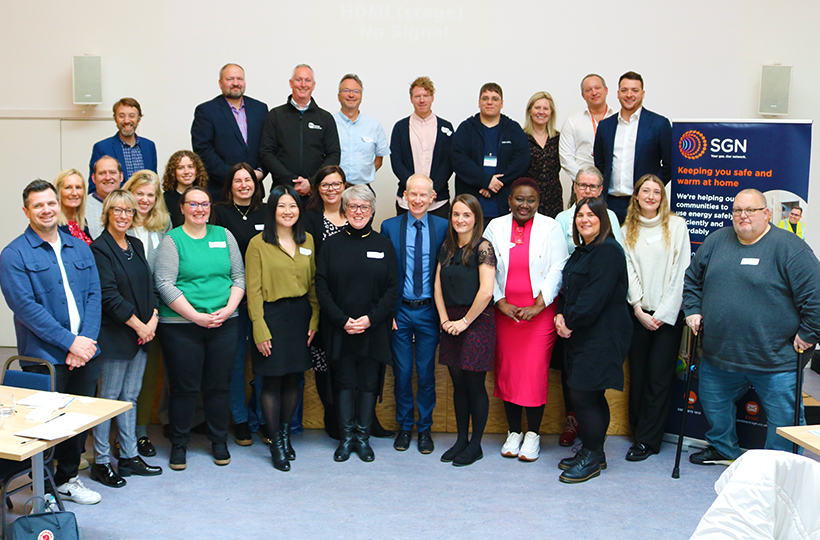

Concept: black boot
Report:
left=558, top=447, right=608, bottom=470
left=559, top=447, right=604, bottom=483
left=270, top=428, right=290, bottom=472
left=282, top=425, right=295, bottom=461
left=334, top=389, right=355, bottom=462
left=354, top=391, right=376, bottom=462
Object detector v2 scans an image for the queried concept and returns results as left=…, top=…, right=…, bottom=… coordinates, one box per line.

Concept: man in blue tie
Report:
left=381, top=174, right=448, bottom=454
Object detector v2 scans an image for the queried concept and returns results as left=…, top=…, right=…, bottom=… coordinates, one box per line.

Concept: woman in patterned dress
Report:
left=523, top=92, right=562, bottom=217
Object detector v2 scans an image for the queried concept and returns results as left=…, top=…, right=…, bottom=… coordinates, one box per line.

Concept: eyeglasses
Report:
left=573, top=182, right=602, bottom=192
left=186, top=202, right=211, bottom=210
left=319, top=182, right=344, bottom=192
left=111, top=207, right=136, bottom=216
left=732, top=207, right=766, bottom=217
left=339, top=89, right=361, bottom=95
left=346, top=203, right=372, bottom=213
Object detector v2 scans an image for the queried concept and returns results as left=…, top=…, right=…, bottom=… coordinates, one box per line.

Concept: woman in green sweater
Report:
left=154, top=186, right=245, bottom=472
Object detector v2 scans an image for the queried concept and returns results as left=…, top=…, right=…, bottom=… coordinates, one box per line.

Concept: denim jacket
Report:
left=0, top=227, right=101, bottom=364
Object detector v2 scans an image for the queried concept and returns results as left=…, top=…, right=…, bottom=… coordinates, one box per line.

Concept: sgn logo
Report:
left=679, top=130, right=707, bottom=160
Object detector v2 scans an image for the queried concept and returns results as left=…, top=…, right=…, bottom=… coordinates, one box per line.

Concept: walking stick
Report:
left=793, top=348, right=805, bottom=454
left=672, top=328, right=700, bottom=479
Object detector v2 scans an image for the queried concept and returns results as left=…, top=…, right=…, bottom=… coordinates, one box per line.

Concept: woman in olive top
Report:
left=154, top=186, right=245, bottom=472
left=245, top=185, right=318, bottom=471
left=161, top=150, right=209, bottom=228
left=212, top=162, right=267, bottom=447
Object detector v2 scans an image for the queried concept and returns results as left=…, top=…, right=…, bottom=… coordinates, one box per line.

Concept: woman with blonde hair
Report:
left=122, top=170, right=172, bottom=457
left=522, top=92, right=562, bottom=217
left=54, top=168, right=92, bottom=245
left=621, top=174, right=690, bottom=462
left=161, top=150, right=208, bottom=228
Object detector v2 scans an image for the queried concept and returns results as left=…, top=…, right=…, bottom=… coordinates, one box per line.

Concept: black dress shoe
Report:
left=625, top=442, right=656, bottom=462
left=117, top=456, right=162, bottom=476
left=89, top=463, right=126, bottom=488
left=137, top=436, right=156, bottom=457
left=417, top=430, right=434, bottom=454
left=393, top=430, right=412, bottom=451
left=370, top=417, right=395, bottom=439
left=453, top=446, right=483, bottom=467
left=441, top=441, right=468, bottom=463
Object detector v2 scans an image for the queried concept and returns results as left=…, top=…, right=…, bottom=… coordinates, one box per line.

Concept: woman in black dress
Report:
left=315, top=185, right=399, bottom=463
left=434, top=194, right=496, bottom=466
left=161, top=150, right=208, bottom=228
left=554, top=197, right=631, bottom=483
left=523, top=92, right=562, bottom=217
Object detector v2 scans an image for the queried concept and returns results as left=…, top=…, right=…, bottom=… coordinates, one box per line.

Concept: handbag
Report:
left=6, top=497, right=79, bottom=540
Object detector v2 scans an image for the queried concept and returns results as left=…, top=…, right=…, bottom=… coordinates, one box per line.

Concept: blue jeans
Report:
left=698, top=358, right=804, bottom=458
left=229, top=306, right=264, bottom=429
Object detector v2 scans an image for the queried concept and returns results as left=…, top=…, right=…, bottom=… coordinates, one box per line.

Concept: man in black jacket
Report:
left=259, top=64, right=341, bottom=198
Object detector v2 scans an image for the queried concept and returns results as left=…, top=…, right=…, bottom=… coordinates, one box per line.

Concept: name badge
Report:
left=441, top=126, right=452, bottom=136
left=483, top=155, right=497, bottom=168
left=299, top=247, right=312, bottom=256
left=646, top=234, right=662, bottom=244
left=209, top=241, right=227, bottom=248
left=307, top=122, right=322, bottom=130
left=255, top=224, right=264, bottom=231
left=362, top=136, right=373, bottom=143
left=741, top=258, right=760, bottom=265
left=501, top=140, right=512, bottom=145
left=152, top=233, right=160, bottom=250
left=367, top=251, right=384, bottom=259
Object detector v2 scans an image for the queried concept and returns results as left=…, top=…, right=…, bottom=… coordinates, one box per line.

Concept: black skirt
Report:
left=251, top=295, right=313, bottom=377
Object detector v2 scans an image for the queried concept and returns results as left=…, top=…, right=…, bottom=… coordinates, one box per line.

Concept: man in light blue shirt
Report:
left=333, top=74, right=390, bottom=186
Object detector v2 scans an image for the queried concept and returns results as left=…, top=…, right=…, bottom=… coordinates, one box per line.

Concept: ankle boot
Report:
left=354, top=391, right=376, bottom=462
left=282, top=425, right=295, bottom=460
left=558, top=447, right=608, bottom=470
left=334, top=389, right=355, bottom=462
left=270, top=428, right=290, bottom=472
left=559, top=447, right=604, bottom=483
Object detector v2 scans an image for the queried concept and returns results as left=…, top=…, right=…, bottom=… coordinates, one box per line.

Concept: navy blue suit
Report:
left=191, top=95, right=268, bottom=198
left=389, top=116, right=454, bottom=201
left=593, top=107, right=672, bottom=196
left=381, top=212, right=447, bottom=432
left=89, top=134, right=157, bottom=192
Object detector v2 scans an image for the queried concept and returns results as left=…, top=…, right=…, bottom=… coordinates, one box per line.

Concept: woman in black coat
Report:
left=554, top=197, right=631, bottom=484
left=89, top=189, right=162, bottom=488
left=315, top=185, right=399, bottom=463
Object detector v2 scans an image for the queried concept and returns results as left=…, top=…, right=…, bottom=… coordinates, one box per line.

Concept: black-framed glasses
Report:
left=346, top=203, right=372, bottom=213
left=186, top=202, right=211, bottom=210
left=732, top=207, right=766, bottom=217
left=111, top=207, right=136, bottom=216
left=319, top=182, right=344, bottom=192
left=573, top=181, right=602, bottom=192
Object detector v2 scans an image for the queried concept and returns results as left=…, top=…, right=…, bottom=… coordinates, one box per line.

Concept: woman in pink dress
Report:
left=485, top=178, right=568, bottom=462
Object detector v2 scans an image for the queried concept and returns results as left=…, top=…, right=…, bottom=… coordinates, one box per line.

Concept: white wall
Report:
left=1, top=0, right=818, bottom=344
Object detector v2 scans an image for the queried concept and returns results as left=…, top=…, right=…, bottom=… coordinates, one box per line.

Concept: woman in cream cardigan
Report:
left=484, top=178, right=568, bottom=462
left=621, top=174, right=690, bottom=462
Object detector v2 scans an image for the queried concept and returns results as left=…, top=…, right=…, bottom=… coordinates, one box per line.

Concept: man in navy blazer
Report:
left=381, top=175, right=448, bottom=454
left=593, top=71, right=671, bottom=223
left=89, top=97, right=157, bottom=193
left=191, top=63, right=268, bottom=200
left=390, top=76, right=454, bottom=219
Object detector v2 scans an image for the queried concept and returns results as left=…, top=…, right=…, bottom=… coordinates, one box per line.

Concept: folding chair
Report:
left=0, top=356, right=65, bottom=536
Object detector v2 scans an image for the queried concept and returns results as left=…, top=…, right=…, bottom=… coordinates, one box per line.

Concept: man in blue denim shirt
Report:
left=0, top=180, right=103, bottom=505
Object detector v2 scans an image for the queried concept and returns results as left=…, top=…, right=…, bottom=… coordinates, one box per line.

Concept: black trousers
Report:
left=628, top=311, right=684, bottom=452
left=331, top=355, right=381, bottom=392
left=24, top=359, right=101, bottom=485
left=160, top=318, right=238, bottom=446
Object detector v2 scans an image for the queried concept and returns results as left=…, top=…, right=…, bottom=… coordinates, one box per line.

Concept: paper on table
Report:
left=15, top=425, right=75, bottom=441
left=17, top=392, right=73, bottom=409
left=43, top=412, right=97, bottom=432
left=809, top=429, right=820, bottom=436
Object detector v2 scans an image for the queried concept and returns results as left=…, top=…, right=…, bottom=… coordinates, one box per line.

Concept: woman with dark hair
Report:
left=154, top=186, right=245, bottom=471
left=621, top=175, right=690, bottom=462
left=161, top=150, right=209, bottom=228
left=245, top=185, right=318, bottom=471
left=555, top=197, right=631, bottom=483
left=315, top=185, right=399, bottom=463
left=212, top=162, right=267, bottom=447
left=523, top=92, right=562, bottom=217
left=484, top=177, right=567, bottom=463
left=434, top=194, right=496, bottom=466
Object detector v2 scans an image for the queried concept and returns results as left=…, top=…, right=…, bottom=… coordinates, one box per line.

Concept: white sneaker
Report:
left=43, top=493, right=60, bottom=512
left=518, top=431, right=541, bottom=462
left=57, top=476, right=101, bottom=505
left=501, top=431, right=523, bottom=457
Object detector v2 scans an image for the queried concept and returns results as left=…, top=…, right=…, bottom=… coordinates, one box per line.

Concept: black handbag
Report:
left=6, top=497, right=79, bottom=540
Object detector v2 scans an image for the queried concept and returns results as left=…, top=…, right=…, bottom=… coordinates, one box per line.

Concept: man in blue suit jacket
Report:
left=381, top=174, right=448, bottom=454
left=89, top=97, right=157, bottom=193
left=593, top=71, right=672, bottom=223
left=191, top=63, right=268, bottom=200
left=390, top=76, right=454, bottom=219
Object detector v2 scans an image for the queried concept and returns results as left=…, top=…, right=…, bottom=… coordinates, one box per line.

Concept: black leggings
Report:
left=259, top=372, right=302, bottom=433
left=503, top=402, right=545, bottom=434
left=568, top=388, right=610, bottom=451
left=449, top=367, right=489, bottom=449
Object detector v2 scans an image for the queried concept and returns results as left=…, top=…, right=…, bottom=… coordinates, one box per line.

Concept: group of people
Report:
left=0, top=61, right=817, bottom=513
